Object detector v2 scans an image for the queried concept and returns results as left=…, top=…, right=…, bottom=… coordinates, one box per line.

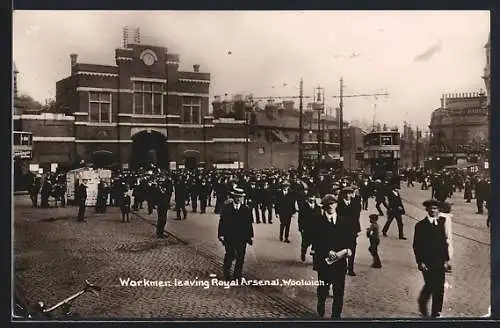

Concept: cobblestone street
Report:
left=14, top=182, right=490, bottom=319
left=14, top=197, right=314, bottom=319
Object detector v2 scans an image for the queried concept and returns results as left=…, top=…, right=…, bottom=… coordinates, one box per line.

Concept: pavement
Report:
left=13, top=198, right=314, bottom=320
left=13, top=182, right=491, bottom=319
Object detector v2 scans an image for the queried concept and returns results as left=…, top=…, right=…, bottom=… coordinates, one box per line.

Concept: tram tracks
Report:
left=400, top=196, right=490, bottom=246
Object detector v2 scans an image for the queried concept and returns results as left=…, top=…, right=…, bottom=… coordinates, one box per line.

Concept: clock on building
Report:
left=140, top=49, right=157, bottom=66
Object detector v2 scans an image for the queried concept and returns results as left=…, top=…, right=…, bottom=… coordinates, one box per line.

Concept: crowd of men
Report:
left=23, top=164, right=490, bottom=319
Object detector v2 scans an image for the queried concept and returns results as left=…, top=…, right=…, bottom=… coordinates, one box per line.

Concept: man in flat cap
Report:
left=275, top=180, right=298, bottom=243
left=382, top=184, right=407, bottom=240
left=311, top=194, right=353, bottom=319
left=413, top=199, right=450, bottom=318
left=218, top=187, right=254, bottom=282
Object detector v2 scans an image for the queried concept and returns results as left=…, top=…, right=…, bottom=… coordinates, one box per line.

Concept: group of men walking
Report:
left=28, top=164, right=474, bottom=319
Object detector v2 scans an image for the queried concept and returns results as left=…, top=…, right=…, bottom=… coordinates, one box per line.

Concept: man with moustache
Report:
left=217, top=187, right=254, bottom=282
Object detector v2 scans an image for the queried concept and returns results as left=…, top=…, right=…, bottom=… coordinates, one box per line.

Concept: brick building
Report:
left=212, top=95, right=364, bottom=170
left=14, top=36, right=254, bottom=170
left=14, top=31, right=364, bottom=172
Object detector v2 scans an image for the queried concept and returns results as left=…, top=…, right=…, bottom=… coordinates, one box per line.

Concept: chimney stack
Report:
left=122, top=26, right=129, bottom=48
left=193, top=64, right=200, bottom=72
left=440, top=95, right=444, bottom=108
left=70, top=53, right=78, bottom=75
left=134, top=27, right=141, bottom=44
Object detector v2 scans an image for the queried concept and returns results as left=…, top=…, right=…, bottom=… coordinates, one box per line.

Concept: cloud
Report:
left=414, top=40, right=442, bottom=62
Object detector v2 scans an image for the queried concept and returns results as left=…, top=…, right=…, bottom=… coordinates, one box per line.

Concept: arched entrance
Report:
left=131, top=130, right=168, bottom=169
left=183, top=149, right=200, bottom=170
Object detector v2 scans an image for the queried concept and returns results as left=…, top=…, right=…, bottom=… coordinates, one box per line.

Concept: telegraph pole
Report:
left=339, top=78, right=344, bottom=175
left=298, top=78, right=304, bottom=171
left=332, top=78, right=389, bottom=176
left=416, top=126, right=420, bottom=168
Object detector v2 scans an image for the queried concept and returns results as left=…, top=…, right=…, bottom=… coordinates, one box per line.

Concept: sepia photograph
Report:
left=12, top=10, right=491, bottom=320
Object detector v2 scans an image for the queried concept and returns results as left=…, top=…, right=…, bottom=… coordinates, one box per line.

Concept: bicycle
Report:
left=13, top=280, right=101, bottom=320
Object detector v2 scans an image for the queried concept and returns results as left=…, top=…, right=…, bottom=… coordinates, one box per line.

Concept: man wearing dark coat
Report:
left=274, top=181, right=297, bottom=243
left=413, top=199, right=451, bottom=318
left=311, top=194, right=353, bottom=319
left=156, top=186, right=170, bottom=238
left=359, top=177, right=371, bottom=210
left=382, top=184, right=407, bottom=240
left=174, top=179, right=188, bottom=220
left=298, top=190, right=322, bottom=262
left=217, top=187, right=254, bottom=282
left=76, top=180, right=87, bottom=222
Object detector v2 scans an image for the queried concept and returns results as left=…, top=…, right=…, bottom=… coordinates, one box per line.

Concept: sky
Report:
left=13, top=10, right=490, bottom=131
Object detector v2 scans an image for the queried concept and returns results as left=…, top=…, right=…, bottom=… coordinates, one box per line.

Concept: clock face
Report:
left=143, top=53, right=155, bottom=66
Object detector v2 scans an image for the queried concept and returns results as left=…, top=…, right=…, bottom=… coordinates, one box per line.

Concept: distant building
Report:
left=482, top=33, right=491, bottom=107
left=211, top=96, right=364, bottom=170
left=427, top=92, right=488, bottom=168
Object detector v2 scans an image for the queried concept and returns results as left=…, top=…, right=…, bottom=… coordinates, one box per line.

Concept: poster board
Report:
left=29, top=164, right=39, bottom=172
left=66, top=168, right=112, bottom=206
left=50, top=163, right=58, bottom=173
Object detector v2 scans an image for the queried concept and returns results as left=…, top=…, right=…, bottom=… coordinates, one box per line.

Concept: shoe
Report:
left=284, top=240, right=291, bottom=243
left=301, top=253, right=306, bottom=262
left=269, top=221, right=273, bottom=224
left=418, top=300, right=429, bottom=317
left=431, top=312, right=441, bottom=318
left=382, top=232, right=388, bottom=237
left=317, top=303, right=325, bottom=318
left=371, top=263, right=382, bottom=268
left=279, top=237, right=283, bottom=242
left=347, top=271, right=356, bottom=276
left=399, top=236, right=407, bottom=240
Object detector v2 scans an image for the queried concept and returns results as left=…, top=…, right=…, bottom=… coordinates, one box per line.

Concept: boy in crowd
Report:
left=367, top=214, right=382, bottom=268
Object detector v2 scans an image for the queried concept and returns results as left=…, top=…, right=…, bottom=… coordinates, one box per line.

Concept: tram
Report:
left=363, top=130, right=400, bottom=180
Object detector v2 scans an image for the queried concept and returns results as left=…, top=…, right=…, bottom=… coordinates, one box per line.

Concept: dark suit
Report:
left=340, top=196, right=362, bottom=274
left=413, top=216, right=450, bottom=317
left=382, top=189, right=406, bottom=238
left=298, top=200, right=322, bottom=259
left=359, top=181, right=371, bottom=210
left=311, top=212, right=352, bottom=318
left=218, top=203, right=254, bottom=280
left=77, top=184, right=87, bottom=222
left=275, top=190, right=297, bottom=241
left=156, top=191, right=170, bottom=237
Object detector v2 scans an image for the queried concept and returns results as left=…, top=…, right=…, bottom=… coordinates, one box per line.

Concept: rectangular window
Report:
left=133, top=81, right=164, bottom=115
left=192, top=107, right=200, bottom=124
left=134, top=93, right=143, bottom=113
left=100, top=103, right=110, bottom=122
left=88, top=92, right=111, bottom=123
left=182, top=96, right=201, bottom=124
left=381, top=136, right=392, bottom=145
left=134, top=82, right=143, bottom=91
left=153, top=94, right=162, bottom=115
left=90, top=102, right=100, bottom=122
left=89, top=92, right=99, bottom=101
left=153, top=83, right=163, bottom=92
left=183, top=106, right=191, bottom=123
left=144, top=94, right=152, bottom=115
